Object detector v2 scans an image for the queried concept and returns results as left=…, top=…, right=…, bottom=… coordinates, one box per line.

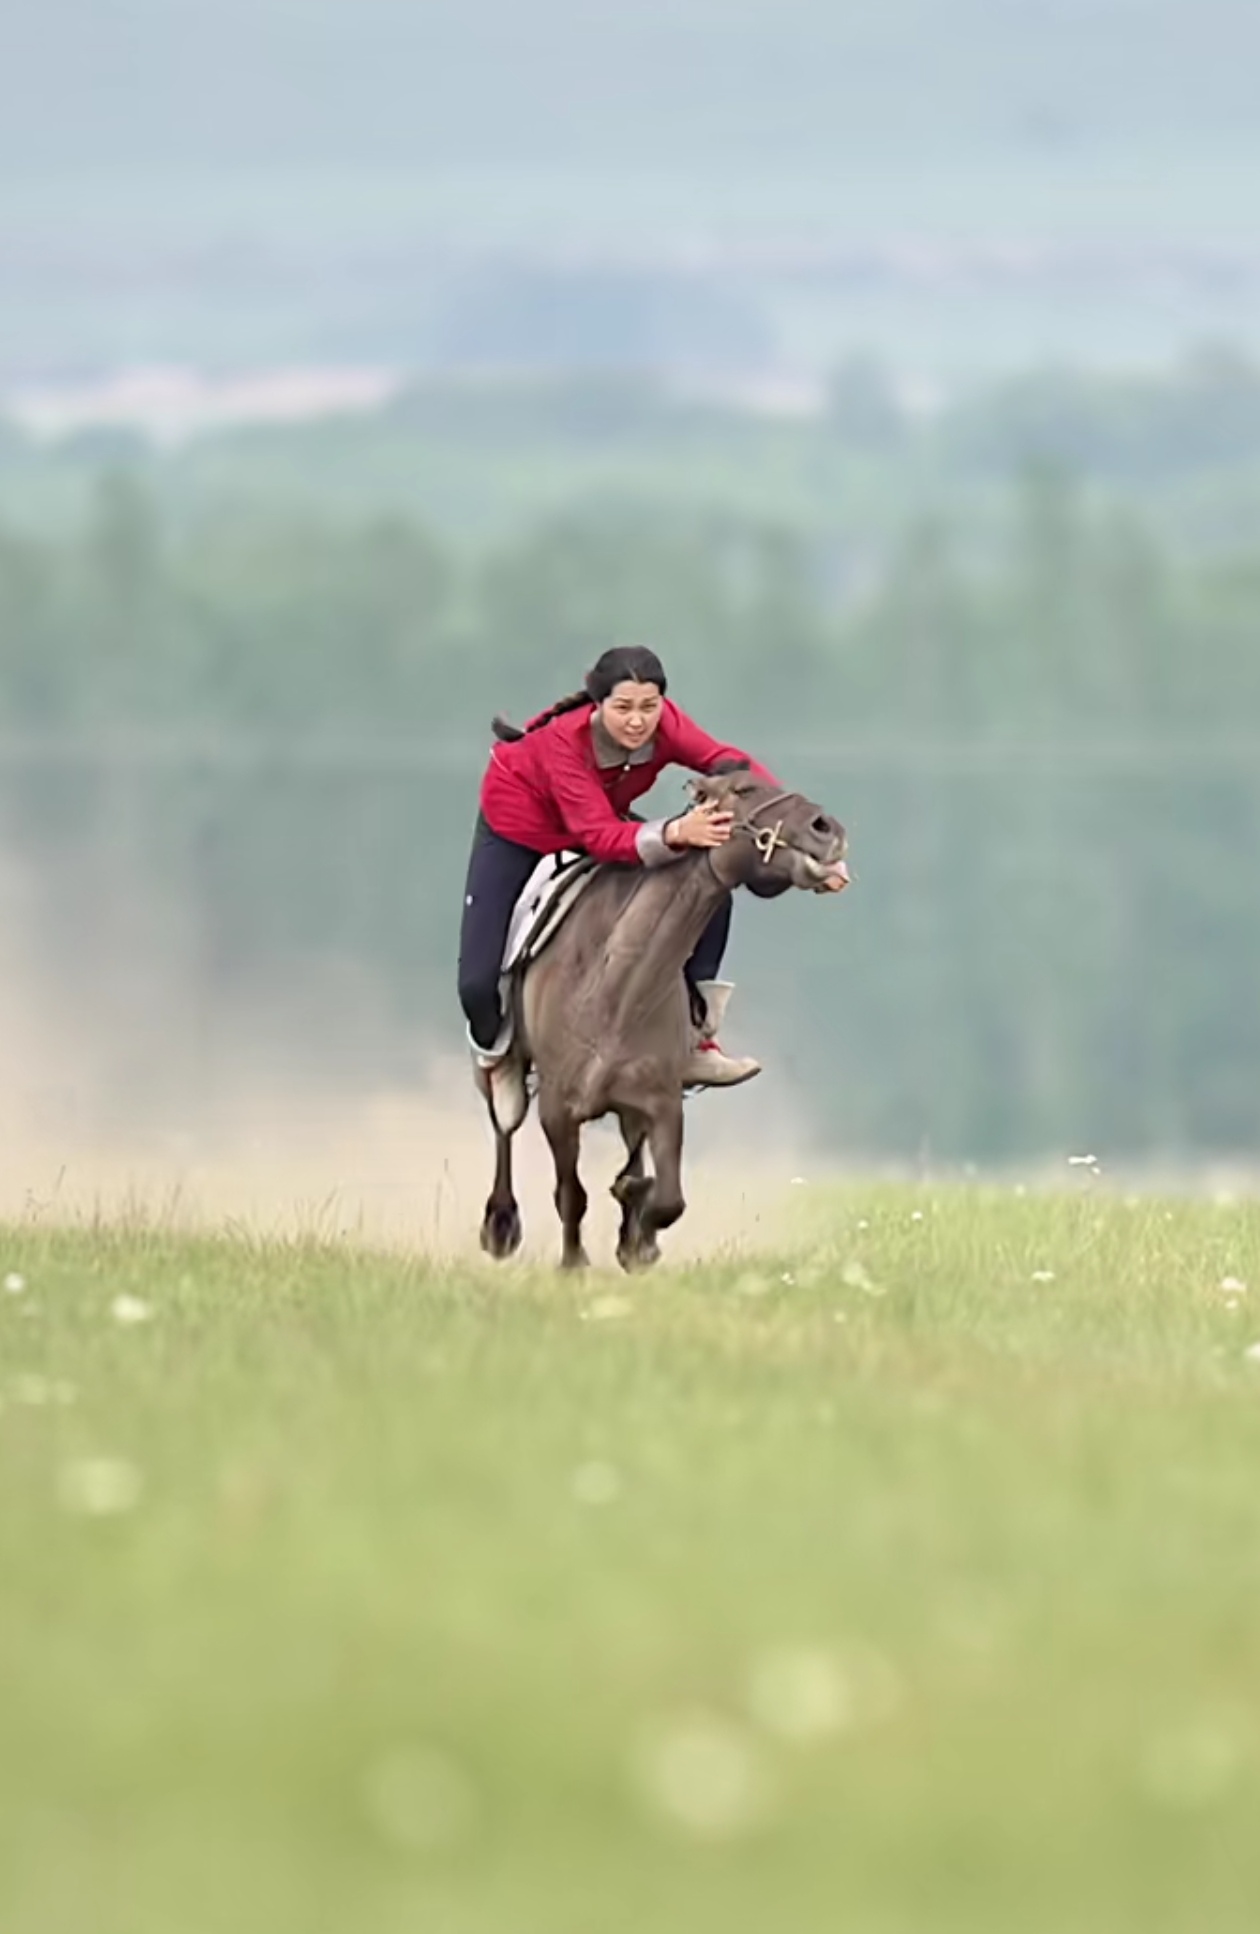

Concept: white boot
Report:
left=683, top=980, right=762, bottom=1089
left=468, top=1020, right=529, bottom=1135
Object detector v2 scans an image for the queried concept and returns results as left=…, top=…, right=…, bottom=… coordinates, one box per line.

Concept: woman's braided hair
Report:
left=492, top=645, right=668, bottom=743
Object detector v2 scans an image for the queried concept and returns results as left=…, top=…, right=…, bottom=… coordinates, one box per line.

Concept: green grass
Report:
left=3, top=1185, right=1260, bottom=1934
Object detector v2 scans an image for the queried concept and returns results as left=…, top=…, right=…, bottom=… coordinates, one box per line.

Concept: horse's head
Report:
left=688, top=767, right=850, bottom=900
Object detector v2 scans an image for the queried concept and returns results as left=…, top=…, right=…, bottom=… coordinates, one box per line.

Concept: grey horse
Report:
left=477, top=766, right=849, bottom=1270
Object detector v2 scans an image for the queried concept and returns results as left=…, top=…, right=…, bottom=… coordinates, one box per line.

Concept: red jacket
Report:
left=480, top=700, right=776, bottom=865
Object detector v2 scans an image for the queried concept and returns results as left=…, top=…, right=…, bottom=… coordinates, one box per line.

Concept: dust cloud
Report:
left=0, top=876, right=816, bottom=1264
left=0, top=1073, right=814, bottom=1266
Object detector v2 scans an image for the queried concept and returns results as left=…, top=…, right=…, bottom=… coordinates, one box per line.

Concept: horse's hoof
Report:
left=560, top=1247, right=590, bottom=1273
left=617, top=1238, right=660, bottom=1274
left=480, top=1203, right=522, bottom=1260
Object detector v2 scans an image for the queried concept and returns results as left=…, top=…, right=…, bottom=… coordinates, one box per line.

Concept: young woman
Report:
left=458, top=644, right=777, bottom=1119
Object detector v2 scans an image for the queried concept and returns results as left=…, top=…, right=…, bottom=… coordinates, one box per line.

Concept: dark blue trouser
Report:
left=457, top=815, right=732, bottom=1050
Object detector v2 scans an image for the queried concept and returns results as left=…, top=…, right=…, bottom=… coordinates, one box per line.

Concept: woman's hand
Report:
left=665, top=801, right=735, bottom=850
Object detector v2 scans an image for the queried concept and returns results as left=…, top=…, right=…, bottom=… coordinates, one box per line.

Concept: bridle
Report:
left=731, top=788, right=801, bottom=865
left=686, top=781, right=835, bottom=870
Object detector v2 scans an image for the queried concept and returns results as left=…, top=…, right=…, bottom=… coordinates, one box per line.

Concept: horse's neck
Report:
left=601, top=856, right=726, bottom=1023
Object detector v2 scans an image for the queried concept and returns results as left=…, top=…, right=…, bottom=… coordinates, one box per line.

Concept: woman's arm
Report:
left=662, top=703, right=780, bottom=787
left=546, top=744, right=657, bottom=865
left=545, top=730, right=731, bottom=868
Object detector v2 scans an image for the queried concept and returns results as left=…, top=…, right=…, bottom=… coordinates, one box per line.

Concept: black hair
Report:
left=492, top=646, right=668, bottom=741
left=585, top=645, right=667, bottom=702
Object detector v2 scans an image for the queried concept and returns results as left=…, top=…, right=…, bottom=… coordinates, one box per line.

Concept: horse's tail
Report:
left=491, top=715, right=525, bottom=743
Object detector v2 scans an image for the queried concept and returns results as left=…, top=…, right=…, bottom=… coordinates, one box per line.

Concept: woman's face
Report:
left=599, top=679, right=664, bottom=753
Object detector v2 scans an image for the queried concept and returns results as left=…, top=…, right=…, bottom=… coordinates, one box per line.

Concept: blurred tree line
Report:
left=0, top=466, right=1256, bottom=1161
left=7, top=347, right=1260, bottom=553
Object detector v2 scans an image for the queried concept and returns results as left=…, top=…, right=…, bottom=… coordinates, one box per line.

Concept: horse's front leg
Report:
left=540, top=1102, right=589, bottom=1271
left=612, top=1109, right=655, bottom=1272
left=480, top=1120, right=523, bottom=1259
left=643, top=1095, right=686, bottom=1249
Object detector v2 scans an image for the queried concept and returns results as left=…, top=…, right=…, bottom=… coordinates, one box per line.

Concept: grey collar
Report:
left=591, top=712, right=655, bottom=770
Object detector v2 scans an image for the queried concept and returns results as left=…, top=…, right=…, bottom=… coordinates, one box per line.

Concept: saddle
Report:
left=501, top=848, right=600, bottom=984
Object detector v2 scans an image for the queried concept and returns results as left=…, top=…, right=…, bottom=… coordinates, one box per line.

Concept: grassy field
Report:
left=3, top=1183, right=1260, bottom=1934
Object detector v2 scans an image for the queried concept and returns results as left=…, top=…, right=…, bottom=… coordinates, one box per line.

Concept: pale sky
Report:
left=1, top=0, right=1255, bottom=178
left=3, top=0, right=1256, bottom=379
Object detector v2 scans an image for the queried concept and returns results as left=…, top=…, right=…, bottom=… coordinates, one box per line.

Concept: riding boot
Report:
left=683, top=980, right=762, bottom=1088
left=467, top=1021, right=529, bottom=1134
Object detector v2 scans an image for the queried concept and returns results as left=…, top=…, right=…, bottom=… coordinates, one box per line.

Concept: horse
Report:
left=476, top=765, right=849, bottom=1271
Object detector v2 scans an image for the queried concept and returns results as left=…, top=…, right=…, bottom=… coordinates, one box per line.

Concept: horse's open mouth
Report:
left=802, top=855, right=851, bottom=892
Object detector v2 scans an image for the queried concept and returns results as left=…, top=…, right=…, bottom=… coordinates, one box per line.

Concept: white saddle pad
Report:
left=502, top=850, right=598, bottom=977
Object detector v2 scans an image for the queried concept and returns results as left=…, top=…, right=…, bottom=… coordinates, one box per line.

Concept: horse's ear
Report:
left=690, top=759, right=750, bottom=801
left=492, top=715, right=525, bottom=743
left=689, top=761, right=751, bottom=809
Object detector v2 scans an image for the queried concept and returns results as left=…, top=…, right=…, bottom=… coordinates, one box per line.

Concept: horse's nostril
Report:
left=811, top=815, right=830, bottom=835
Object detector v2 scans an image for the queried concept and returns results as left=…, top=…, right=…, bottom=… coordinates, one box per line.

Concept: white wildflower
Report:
left=3, top=1271, right=26, bottom=1295
left=1030, top=1270, right=1056, bottom=1284
left=910, top=1210, right=924, bottom=1224
left=745, top=1647, right=852, bottom=1742
left=586, top=1294, right=632, bottom=1322
left=632, top=1713, right=774, bottom=1839
left=747, top=1644, right=903, bottom=1743
left=1140, top=1719, right=1247, bottom=1810
left=1220, top=1276, right=1247, bottom=1295
left=59, top=1457, right=143, bottom=1516
left=111, top=1294, right=154, bottom=1325
left=571, top=1461, right=621, bottom=1506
